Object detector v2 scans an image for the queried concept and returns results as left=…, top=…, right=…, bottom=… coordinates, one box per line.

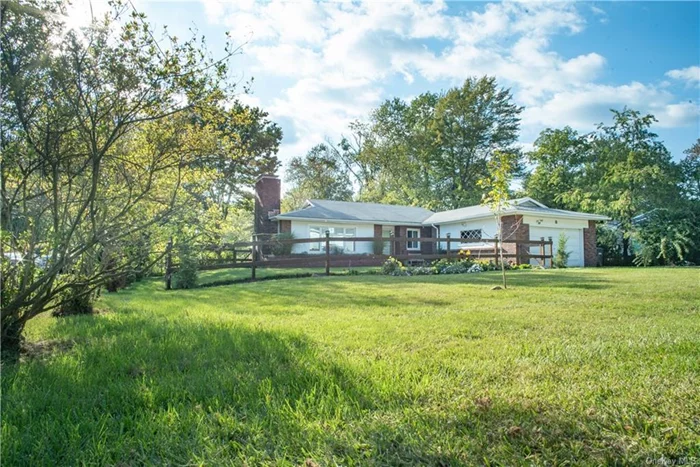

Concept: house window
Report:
left=309, top=226, right=356, bottom=252
left=460, top=229, right=482, bottom=241
left=407, top=229, right=420, bottom=250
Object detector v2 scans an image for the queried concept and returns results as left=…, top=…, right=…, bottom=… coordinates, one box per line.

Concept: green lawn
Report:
left=197, top=266, right=379, bottom=286
left=3, top=268, right=699, bottom=465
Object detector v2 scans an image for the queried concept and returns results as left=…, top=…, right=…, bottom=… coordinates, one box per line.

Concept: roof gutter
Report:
left=270, top=215, right=427, bottom=226
left=422, top=209, right=609, bottom=225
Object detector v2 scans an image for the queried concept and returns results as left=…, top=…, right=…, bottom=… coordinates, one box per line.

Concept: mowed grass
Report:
left=197, top=266, right=379, bottom=286
left=2, top=268, right=699, bottom=465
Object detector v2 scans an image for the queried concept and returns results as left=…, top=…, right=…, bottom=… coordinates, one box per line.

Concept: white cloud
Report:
left=201, top=0, right=697, bottom=166
left=666, top=66, right=700, bottom=86
left=523, top=82, right=699, bottom=130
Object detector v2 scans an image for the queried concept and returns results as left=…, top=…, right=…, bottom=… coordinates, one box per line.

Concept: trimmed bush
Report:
left=372, top=237, right=386, bottom=256
left=172, top=243, right=198, bottom=289
left=53, top=283, right=95, bottom=316
left=554, top=233, right=570, bottom=268
left=382, top=257, right=408, bottom=276
left=271, top=232, right=295, bottom=256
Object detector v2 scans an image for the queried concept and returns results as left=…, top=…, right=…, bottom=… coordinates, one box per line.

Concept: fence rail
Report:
left=165, top=234, right=554, bottom=287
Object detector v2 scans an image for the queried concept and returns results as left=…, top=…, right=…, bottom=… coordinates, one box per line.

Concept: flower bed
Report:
left=381, top=250, right=532, bottom=276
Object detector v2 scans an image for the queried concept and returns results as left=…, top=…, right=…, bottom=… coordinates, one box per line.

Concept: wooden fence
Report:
left=165, top=234, right=553, bottom=287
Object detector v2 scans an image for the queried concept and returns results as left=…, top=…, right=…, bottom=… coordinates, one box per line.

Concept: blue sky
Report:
left=69, top=1, right=699, bottom=184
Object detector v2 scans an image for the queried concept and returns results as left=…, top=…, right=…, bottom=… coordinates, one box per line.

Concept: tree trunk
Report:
left=1, top=317, right=25, bottom=360
left=500, top=245, right=507, bottom=289
left=622, top=236, right=630, bottom=265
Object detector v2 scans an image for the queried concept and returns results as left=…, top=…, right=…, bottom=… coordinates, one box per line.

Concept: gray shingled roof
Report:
left=275, top=198, right=608, bottom=225
left=423, top=198, right=609, bottom=224
left=275, top=199, right=434, bottom=224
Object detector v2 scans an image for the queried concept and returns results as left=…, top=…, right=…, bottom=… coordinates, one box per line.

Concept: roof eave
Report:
left=271, top=215, right=427, bottom=226
left=422, top=208, right=610, bottom=225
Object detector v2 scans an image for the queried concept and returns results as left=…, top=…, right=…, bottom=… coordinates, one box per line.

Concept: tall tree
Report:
left=351, top=77, right=522, bottom=210
left=523, top=127, right=589, bottom=210
left=0, top=0, right=273, bottom=355
left=679, top=138, right=700, bottom=200
left=282, top=144, right=353, bottom=211
left=430, top=77, right=523, bottom=209
left=582, top=109, right=678, bottom=261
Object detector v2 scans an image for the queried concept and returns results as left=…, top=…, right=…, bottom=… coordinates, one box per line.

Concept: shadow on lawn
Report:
left=2, top=314, right=463, bottom=465
left=3, top=309, right=636, bottom=465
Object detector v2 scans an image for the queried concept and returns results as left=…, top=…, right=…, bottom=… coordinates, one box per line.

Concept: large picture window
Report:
left=407, top=229, right=420, bottom=250
left=309, top=226, right=357, bottom=252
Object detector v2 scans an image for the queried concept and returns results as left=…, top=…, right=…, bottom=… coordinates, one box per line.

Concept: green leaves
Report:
left=283, top=144, right=353, bottom=212
left=331, top=76, right=522, bottom=210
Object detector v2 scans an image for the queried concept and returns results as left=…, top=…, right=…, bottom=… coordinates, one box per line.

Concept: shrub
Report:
left=271, top=232, right=295, bottom=256
left=105, top=274, right=127, bottom=293
left=597, top=225, right=624, bottom=266
left=408, top=265, right=436, bottom=275
left=439, top=262, right=471, bottom=274
left=382, top=257, right=408, bottom=276
left=474, top=259, right=499, bottom=271
left=372, top=237, right=387, bottom=256
left=633, top=207, right=699, bottom=266
left=172, top=243, right=198, bottom=289
left=53, top=282, right=95, bottom=316
left=553, top=233, right=570, bottom=268
left=329, top=245, right=345, bottom=255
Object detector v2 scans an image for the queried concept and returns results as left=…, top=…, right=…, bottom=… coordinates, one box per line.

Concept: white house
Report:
left=254, top=176, right=609, bottom=267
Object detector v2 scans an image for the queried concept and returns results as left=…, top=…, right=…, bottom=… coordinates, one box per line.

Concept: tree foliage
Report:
left=679, top=139, right=700, bottom=200
left=477, top=150, right=518, bottom=288
left=633, top=207, right=698, bottom=266
left=0, top=0, right=280, bottom=354
left=523, top=109, right=681, bottom=262
left=523, top=127, right=588, bottom=210
left=309, top=76, right=522, bottom=210
left=282, top=144, right=353, bottom=212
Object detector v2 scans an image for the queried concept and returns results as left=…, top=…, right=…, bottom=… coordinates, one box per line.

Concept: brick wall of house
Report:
left=279, top=220, right=291, bottom=234
left=501, top=215, right=530, bottom=264
left=394, top=226, right=406, bottom=256
left=254, top=176, right=281, bottom=238
left=583, top=220, right=598, bottom=267
left=374, top=224, right=382, bottom=238
left=421, top=226, right=434, bottom=254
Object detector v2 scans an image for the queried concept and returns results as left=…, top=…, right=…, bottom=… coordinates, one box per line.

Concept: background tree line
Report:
left=284, top=77, right=699, bottom=267
left=1, top=0, right=282, bottom=354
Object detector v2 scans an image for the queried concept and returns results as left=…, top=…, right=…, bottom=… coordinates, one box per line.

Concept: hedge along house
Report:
left=255, top=175, right=609, bottom=267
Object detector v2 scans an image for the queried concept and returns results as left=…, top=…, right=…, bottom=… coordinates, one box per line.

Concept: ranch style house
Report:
left=254, top=175, right=609, bottom=267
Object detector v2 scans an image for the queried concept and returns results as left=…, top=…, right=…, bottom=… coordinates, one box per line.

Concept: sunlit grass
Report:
left=3, top=268, right=699, bottom=465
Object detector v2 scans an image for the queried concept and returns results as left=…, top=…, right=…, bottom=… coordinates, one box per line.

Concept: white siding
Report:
left=524, top=216, right=586, bottom=267
left=436, top=218, right=499, bottom=250
left=289, top=221, right=375, bottom=254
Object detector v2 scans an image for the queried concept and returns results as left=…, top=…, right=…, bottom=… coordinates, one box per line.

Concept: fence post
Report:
left=446, top=233, right=451, bottom=259
left=325, top=231, right=330, bottom=276
left=251, top=240, right=257, bottom=280
left=494, top=238, right=499, bottom=267
left=541, top=238, right=546, bottom=267
left=233, top=248, right=237, bottom=265
left=165, top=237, right=173, bottom=290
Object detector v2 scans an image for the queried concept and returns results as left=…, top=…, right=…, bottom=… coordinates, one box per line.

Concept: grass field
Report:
left=197, top=266, right=379, bottom=286
left=2, top=268, right=699, bottom=465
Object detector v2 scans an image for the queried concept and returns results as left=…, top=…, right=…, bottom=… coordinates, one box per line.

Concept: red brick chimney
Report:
left=254, top=175, right=280, bottom=238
